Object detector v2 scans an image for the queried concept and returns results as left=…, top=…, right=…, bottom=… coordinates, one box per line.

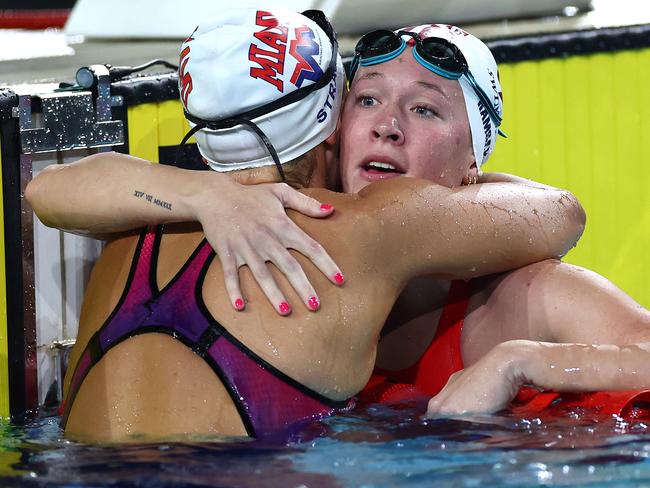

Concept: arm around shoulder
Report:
left=357, top=177, right=585, bottom=281
left=26, top=151, right=345, bottom=313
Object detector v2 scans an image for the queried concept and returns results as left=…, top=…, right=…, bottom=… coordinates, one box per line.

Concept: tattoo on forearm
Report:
left=133, top=190, right=172, bottom=211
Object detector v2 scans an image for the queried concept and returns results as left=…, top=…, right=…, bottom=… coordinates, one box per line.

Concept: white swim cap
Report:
left=178, top=8, right=345, bottom=174
left=399, top=24, right=504, bottom=168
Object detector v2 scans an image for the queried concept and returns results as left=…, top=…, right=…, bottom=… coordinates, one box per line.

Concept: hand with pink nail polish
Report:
left=189, top=177, right=344, bottom=315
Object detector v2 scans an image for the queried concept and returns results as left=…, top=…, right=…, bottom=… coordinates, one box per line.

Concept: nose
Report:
left=372, top=117, right=404, bottom=145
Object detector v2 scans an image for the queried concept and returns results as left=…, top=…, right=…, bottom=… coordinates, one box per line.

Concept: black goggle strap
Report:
left=463, top=71, right=503, bottom=128
left=175, top=121, right=208, bottom=166
left=178, top=120, right=206, bottom=148
left=236, top=117, right=286, bottom=181
left=176, top=115, right=286, bottom=181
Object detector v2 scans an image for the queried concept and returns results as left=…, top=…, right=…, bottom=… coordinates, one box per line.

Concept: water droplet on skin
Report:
left=266, top=340, right=279, bottom=356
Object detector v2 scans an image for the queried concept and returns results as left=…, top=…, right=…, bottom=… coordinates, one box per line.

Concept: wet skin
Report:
left=337, top=50, right=564, bottom=371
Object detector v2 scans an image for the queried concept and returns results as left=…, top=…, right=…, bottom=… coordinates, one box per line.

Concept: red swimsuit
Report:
left=359, top=280, right=650, bottom=419
left=359, top=280, right=471, bottom=404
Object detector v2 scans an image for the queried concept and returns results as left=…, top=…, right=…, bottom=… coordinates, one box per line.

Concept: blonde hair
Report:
left=281, top=150, right=318, bottom=189
left=224, top=144, right=321, bottom=189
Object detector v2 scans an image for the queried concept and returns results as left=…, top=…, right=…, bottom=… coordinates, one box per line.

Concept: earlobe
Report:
left=462, top=161, right=479, bottom=185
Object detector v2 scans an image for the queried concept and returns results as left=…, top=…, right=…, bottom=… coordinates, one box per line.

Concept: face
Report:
left=340, top=47, right=475, bottom=193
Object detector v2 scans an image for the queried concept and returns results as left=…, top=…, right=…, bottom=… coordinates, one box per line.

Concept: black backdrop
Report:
left=0, top=0, right=76, bottom=8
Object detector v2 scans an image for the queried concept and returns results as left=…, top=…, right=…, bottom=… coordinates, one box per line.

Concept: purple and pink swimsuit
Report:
left=62, top=227, right=353, bottom=440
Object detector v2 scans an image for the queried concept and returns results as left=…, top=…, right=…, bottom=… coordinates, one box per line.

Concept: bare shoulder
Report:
left=486, top=259, right=650, bottom=344
left=78, top=233, right=141, bottom=326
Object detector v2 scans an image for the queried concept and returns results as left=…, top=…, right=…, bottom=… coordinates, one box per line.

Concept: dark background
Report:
left=0, top=0, right=76, bottom=8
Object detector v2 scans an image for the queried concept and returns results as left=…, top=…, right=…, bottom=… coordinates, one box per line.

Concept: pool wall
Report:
left=488, top=25, right=650, bottom=309
left=0, top=23, right=648, bottom=418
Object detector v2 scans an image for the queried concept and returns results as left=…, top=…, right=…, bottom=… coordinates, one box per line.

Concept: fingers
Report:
left=265, top=241, right=321, bottom=311
left=201, top=181, right=345, bottom=315
left=426, top=392, right=467, bottom=418
left=240, top=243, right=293, bottom=316
left=218, top=245, right=246, bottom=311
left=276, top=183, right=335, bottom=218
left=426, top=395, right=443, bottom=418
left=283, top=220, right=345, bottom=287
left=426, top=371, right=463, bottom=418
left=216, top=234, right=327, bottom=315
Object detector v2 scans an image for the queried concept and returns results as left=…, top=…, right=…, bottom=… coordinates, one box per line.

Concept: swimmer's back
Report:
left=63, top=188, right=395, bottom=441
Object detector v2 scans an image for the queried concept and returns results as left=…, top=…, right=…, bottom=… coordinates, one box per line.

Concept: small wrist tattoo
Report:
left=133, top=190, right=173, bottom=211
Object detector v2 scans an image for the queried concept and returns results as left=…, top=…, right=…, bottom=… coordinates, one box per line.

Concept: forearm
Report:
left=371, top=178, right=586, bottom=280
left=426, top=338, right=650, bottom=416
left=515, top=340, right=650, bottom=392
left=26, top=152, right=230, bottom=235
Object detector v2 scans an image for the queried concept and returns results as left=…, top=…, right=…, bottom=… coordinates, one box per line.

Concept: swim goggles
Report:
left=179, top=9, right=339, bottom=181
left=349, top=29, right=503, bottom=129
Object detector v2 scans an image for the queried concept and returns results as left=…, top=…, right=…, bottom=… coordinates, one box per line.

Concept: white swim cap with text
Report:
left=179, top=8, right=345, bottom=172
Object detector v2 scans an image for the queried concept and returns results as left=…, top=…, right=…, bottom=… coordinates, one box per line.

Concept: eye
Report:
left=357, top=95, right=378, bottom=107
left=412, top=105, right=438, bottom=118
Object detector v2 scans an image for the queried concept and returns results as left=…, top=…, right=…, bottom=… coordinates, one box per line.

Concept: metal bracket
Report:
left=45, top=339, right=75, bottom=408
left=16, top=64, right=124, bottom=154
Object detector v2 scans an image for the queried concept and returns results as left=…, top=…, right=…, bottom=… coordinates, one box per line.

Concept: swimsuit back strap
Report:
left=205, top=330, right=353, bottom=440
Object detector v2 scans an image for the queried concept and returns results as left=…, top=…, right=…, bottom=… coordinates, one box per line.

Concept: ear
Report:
left=461, top=161, right=479, bottom=185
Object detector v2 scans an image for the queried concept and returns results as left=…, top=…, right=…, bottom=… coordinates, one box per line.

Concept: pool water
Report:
left=1, top=402, right=649, bottom=487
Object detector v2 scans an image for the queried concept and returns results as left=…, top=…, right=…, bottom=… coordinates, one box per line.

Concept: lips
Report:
left=359, top=157, right=406, bottom=182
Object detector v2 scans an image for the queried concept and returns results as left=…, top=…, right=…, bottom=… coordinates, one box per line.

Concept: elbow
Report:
left=569, top=191, right=587, bottom=234
left=25, top=171, right=44, bottom=214
left=25, top=166, right=58, bottom=228
left=557, top=190, right=586, bottom=257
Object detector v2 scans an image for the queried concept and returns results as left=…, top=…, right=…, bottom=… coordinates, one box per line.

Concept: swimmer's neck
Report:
left=214, top=165, right=285, bottom=187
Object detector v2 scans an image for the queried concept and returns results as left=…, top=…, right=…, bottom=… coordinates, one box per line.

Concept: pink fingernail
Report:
left=320, top=203, right=333, bottom=212
left=307, top=296, right=320, bottom=310
left=278, top=302, right=291, bottom=315
left=234, top=298, right=245, bottom=310
left=334, top=272, right=345, bottom=285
